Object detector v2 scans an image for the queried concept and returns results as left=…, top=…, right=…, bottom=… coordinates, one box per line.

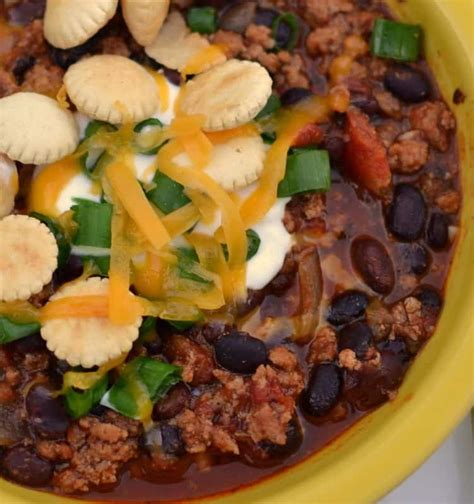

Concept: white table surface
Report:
left=381, top=415, right=473, bottom=504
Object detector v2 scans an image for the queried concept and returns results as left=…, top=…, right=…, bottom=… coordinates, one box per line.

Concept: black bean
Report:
left=401, top=243, right=431, bottom=276
left=254, top=7, right=279, bottom=27
left=160, top=424, right=185, bottom=456
left=2, top=446, right=52, bottom=487
left=427, top=212, right=449, bottom=250
left=386, top=184, right=427, bottom=241
left=49, top=40, right=96, bottom=70
left=130, top=50, right=162, bottom=71
left=214, top=331, right=267, bottom=374
left=301, top=363, right=342, bottom=417
left=144, top=333, right=163, bottom=355
left=350, top=93, right=380, bottom=116
left=54, top=254, right=83, bottom=285
left=414, top=286, right=442, bottom=313
left=26, top=385, right=69, bottom=439
left=8, top=334, right=44, bottom=355
left=338, top=321, right=373, bottom=359
left=327, top=290, right=369, bottom=326
left=351, top=236, right=395, bottom=295
left=153, top=383, right=191, bottom=420
left=280, top=87, right=313, bottom=106
left=7, top=0, right=45, bottom=25
left=12, top=55, right=36, bottom=84
left=260, top=417, right=303, bottom=458
left=163, top=67, right=182, bottom=86
left=219, top=2, right=257, bottom=33
left=384, top=64, right=431, bottom=103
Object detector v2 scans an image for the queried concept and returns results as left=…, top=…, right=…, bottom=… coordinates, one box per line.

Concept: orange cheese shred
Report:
left=132, top=253, right=164, bottom=299
left=157, top=140, right=247, bottom=268
left=177, top=131, right=213, bottom=170
left=40, top=295, right=111, bottom=322
left=161, top=202, right=201, bottom=238
left=105, top=158, right=170, bottom=251
left=206, top=124, right=259, bottom=145
left=240, top=97, right=331, bottom=228
left=182, top=44, right=226, bottom=76
left=152, top=72, right=170, bottom=112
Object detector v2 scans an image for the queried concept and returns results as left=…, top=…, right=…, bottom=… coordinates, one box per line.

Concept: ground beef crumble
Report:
left=173, top=346, right=304, bottom=455
left=52, top=413, right=141, bottom=494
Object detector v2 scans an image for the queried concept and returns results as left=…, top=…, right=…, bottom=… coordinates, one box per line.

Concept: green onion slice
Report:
left=101, top=357, right=182, bottom=420
left=84, top=120, right=117, bottom=139
left=187, top=6, right=218, bottom=34
left=30, top=212, right=71, bottom=269
left=80, top=256, right=110, bottom=276
left=256, top=94, right=281, bottom=120
left=370, top=19, right=422, bottom=62
left=64, top=375, right=108, bottom=420
left=176, top=248, right=212, bottom=285
left=272, top=12, right=299, bottom=50
left=146, top=171, right=190, bottom=215
left=80, top=121, right=117, bottom=176
left=0, top=317, right=41, bottom=345
left=261, top=131, right=277, bottom=145
left=222, top=229, right=261, bottom=262
left=134, top=118, right=164, bottom=155
left=277, top=149, right=331, bottom=197
left=72, top=199, right=113, bottom=248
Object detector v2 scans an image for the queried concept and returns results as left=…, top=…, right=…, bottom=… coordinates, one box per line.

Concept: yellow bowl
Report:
left=1, top=1, right=473, bottom=502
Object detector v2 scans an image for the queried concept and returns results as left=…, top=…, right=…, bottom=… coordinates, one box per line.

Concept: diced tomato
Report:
left=344, top=109, right=391, bottom=195
left=292, top=123, right=325, bottom=148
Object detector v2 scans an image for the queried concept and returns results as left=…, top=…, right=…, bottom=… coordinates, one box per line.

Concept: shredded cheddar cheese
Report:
left=181, top=44, right=226, bottom=76
left=240, top=97, right=330, bottom=228
left=105, top=157, right=170, bottom=251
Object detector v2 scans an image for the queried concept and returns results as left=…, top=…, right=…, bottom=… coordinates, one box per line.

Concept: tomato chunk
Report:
left=292, top=123, right=325, bottom=148
left=344, top=109, right=391, bottom=195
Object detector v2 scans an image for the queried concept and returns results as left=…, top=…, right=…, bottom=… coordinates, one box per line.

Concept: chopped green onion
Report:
left=137, top=317, right=157, bottom=344
left=81, top=256, right=110, bottom=276
left=72, top=200, right=113, bottom=248
left=64, top=375, right=108, bottom=419
left=176, top=248, right=212, bottom=285
left=167, top=320, right=195, bottom=331
left=30, top=212, right=71, bottom=269
left=370, top=19, right=422, bottom=62
left=256, top=94, right=281, bottom=120
left=0, top=317, right=41, bottom=345
left=134, top=118, right=164, bottom=155
left=146, top=171, right=190, bottom=214
left=101, top=357, right=182, bottom=419
left=80, top=121, right=117, bottom=176
left=187, top=6, right=218, bottom=34
left=277, top=149, right=331, bottom=197
left=84, top=120, right=117, bottom=139
left=261, top=131, right=277, bottom=144
left=272, top=12, right=299, bottom=50
left=222, top=229, right=261, bottom=262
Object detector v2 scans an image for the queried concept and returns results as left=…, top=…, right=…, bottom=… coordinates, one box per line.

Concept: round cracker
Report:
left=145, top=11, right=225, bottom=72
left=64, top=55, right=159, bottom=124
left=205, top=135, right=266, bottom=191
left=41, top=277, right=141, bottom=368
left=0, top=92, right=79, bottom=164
left=180, top=59, right=273, bottom=131
left=0, top=215, right=58, bottom=302
left=44, top=0, right=119, bottom=49
left=122, top=0, right=170, bottom=46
